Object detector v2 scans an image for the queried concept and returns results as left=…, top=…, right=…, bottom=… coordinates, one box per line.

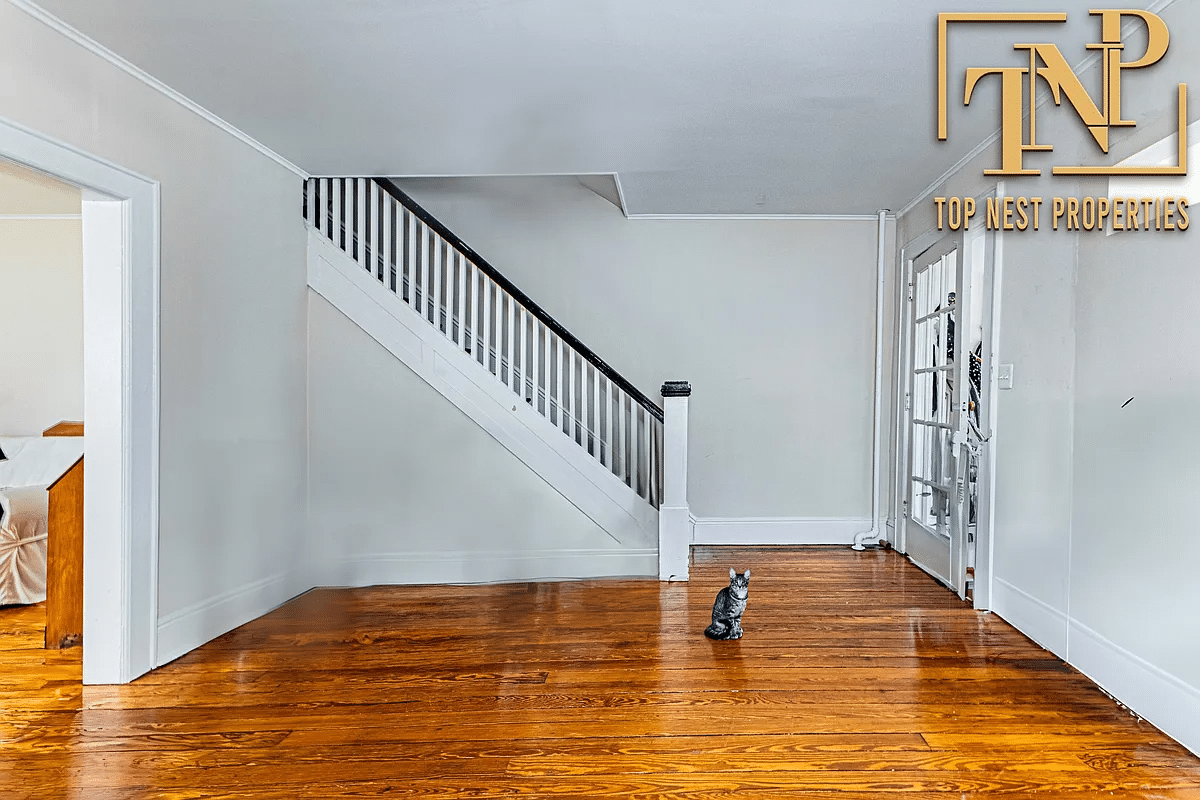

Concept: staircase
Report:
left=303, top=177, right=663, bottom=552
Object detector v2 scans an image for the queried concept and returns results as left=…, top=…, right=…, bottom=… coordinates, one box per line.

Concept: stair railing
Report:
left=304, top=177, right=663, bottom=508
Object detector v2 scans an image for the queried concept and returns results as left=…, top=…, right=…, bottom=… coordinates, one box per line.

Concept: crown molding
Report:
left=8, top=0, right=307, bottom=179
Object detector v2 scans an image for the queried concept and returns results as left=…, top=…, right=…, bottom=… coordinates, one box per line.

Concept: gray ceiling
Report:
left=28, top=0, right=1170, bottom=214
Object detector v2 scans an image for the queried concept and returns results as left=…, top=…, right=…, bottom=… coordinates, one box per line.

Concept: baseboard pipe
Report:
left=853, top=209, right=890, bottom=551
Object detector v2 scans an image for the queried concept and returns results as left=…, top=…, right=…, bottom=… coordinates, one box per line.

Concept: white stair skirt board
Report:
left=307, top=228, right=658, bottom=550
left=690, top=517, right=873, bottom=546
left=155, top=570, right=308, bottom=667
left=331, top=549, right=659, bottom=588
left=1068, top=620, right=1200, bottom=758
left=991, top=577, right=1069, bottom=659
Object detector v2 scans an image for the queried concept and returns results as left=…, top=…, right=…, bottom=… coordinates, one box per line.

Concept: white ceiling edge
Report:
left=896, top=0, right=1184, bottom=220
left=613, top=173, right=892, bottom=220
left=11, top=0, right=307, bottom=179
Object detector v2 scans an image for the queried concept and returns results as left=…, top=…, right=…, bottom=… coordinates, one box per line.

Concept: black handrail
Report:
left=371, top=177, right=663, bottom=422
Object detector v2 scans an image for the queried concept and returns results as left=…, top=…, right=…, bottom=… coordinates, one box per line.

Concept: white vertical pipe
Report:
left=659, top=381, right=691, bottom=580
left=853, top=210, right=890, bottom=550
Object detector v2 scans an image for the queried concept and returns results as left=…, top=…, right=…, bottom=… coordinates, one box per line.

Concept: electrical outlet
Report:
left=998, top=363, right=1014, bottom=390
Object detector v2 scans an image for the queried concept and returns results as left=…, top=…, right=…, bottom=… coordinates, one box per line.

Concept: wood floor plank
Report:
left=3, top=546, right=1199, bottom=798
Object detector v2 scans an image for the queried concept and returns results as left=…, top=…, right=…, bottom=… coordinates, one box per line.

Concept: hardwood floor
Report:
left=3, top=546, right=1199, bottom=798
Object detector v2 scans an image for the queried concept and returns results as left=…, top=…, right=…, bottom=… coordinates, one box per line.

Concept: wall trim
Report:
left=1068, top=618, right=1200, bottom=757
left=0, top=113, right=160, bottom=684
left=991, top=577, right=1068, bottom=658
left=156, top=570, right=305, bottom=667
left=326, top=548, right=658, bottom=587
left=8, top=0, right=307, bottom=179
left=691, top=517, right=872, bottom=546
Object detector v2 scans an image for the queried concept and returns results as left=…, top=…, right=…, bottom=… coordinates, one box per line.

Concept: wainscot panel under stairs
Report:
left=305, top=178, right=662, bottom=582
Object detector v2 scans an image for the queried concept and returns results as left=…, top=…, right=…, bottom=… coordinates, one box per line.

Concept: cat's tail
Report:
left=704, top=623, right=728, bottom=640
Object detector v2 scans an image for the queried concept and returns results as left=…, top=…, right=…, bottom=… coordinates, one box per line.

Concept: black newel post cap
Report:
left=661, top=381, right=692, bottom=397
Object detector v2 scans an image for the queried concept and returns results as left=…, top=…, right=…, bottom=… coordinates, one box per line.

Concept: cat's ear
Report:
left=743, top=569, right=751, bottom=579
left=729, top=567, right=736, bottom=580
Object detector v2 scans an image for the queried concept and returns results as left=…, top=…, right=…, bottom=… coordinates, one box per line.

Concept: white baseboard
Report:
left=991, top=577, right=1068, bottom=658
left=690, top=516, right=872, bottom=545
left=155, top=570, right=305, bottom=667
left=327, top=548, right=657, bottom=587
left=1069, top=619, right=1200, bottom=757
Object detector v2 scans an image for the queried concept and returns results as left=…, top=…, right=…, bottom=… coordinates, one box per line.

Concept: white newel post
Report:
left=659, top=381, right=692, bottom=581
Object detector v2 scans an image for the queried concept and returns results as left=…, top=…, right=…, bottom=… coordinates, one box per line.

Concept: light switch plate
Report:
left=998, top=363, right=1014, bottom=390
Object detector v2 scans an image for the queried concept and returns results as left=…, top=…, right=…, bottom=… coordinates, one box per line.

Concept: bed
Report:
left=0, top=436, right=85, bottom=606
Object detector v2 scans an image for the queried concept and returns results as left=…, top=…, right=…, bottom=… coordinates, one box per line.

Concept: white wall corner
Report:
left=155, top=570, right=308, bottom=668
left=1068, top=620, right=1200, bottom=757
left=690, top=517, right=873, bottom=546
left=991, top=577, right=1069, bottom=659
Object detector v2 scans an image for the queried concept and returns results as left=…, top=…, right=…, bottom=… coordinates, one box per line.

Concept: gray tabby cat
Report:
left=704, top=568, right=751, bottom=640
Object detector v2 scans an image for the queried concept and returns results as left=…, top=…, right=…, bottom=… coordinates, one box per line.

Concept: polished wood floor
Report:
left=3, top=546, right=1199, bottom=798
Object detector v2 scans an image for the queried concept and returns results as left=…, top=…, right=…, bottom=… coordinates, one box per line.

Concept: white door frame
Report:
left=0, top=115, right=159, bottom=683
left=893, top=196, right=1002, bottom=609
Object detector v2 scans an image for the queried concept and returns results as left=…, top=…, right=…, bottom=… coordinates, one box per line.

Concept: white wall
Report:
left=307, top=291, right=644, bottom=584
left=0, top=3, right=310, bottom=662
left=396, top=177, right=883, bottom=529
left=0, top=161, right=82, bottom=435
left=895, top=0, right=1200, bottom=753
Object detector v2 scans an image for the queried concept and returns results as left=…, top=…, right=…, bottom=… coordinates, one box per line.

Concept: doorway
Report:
left=0, top=116, right=159, bottom=683
left=896, top=211, right=998, bottom=606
